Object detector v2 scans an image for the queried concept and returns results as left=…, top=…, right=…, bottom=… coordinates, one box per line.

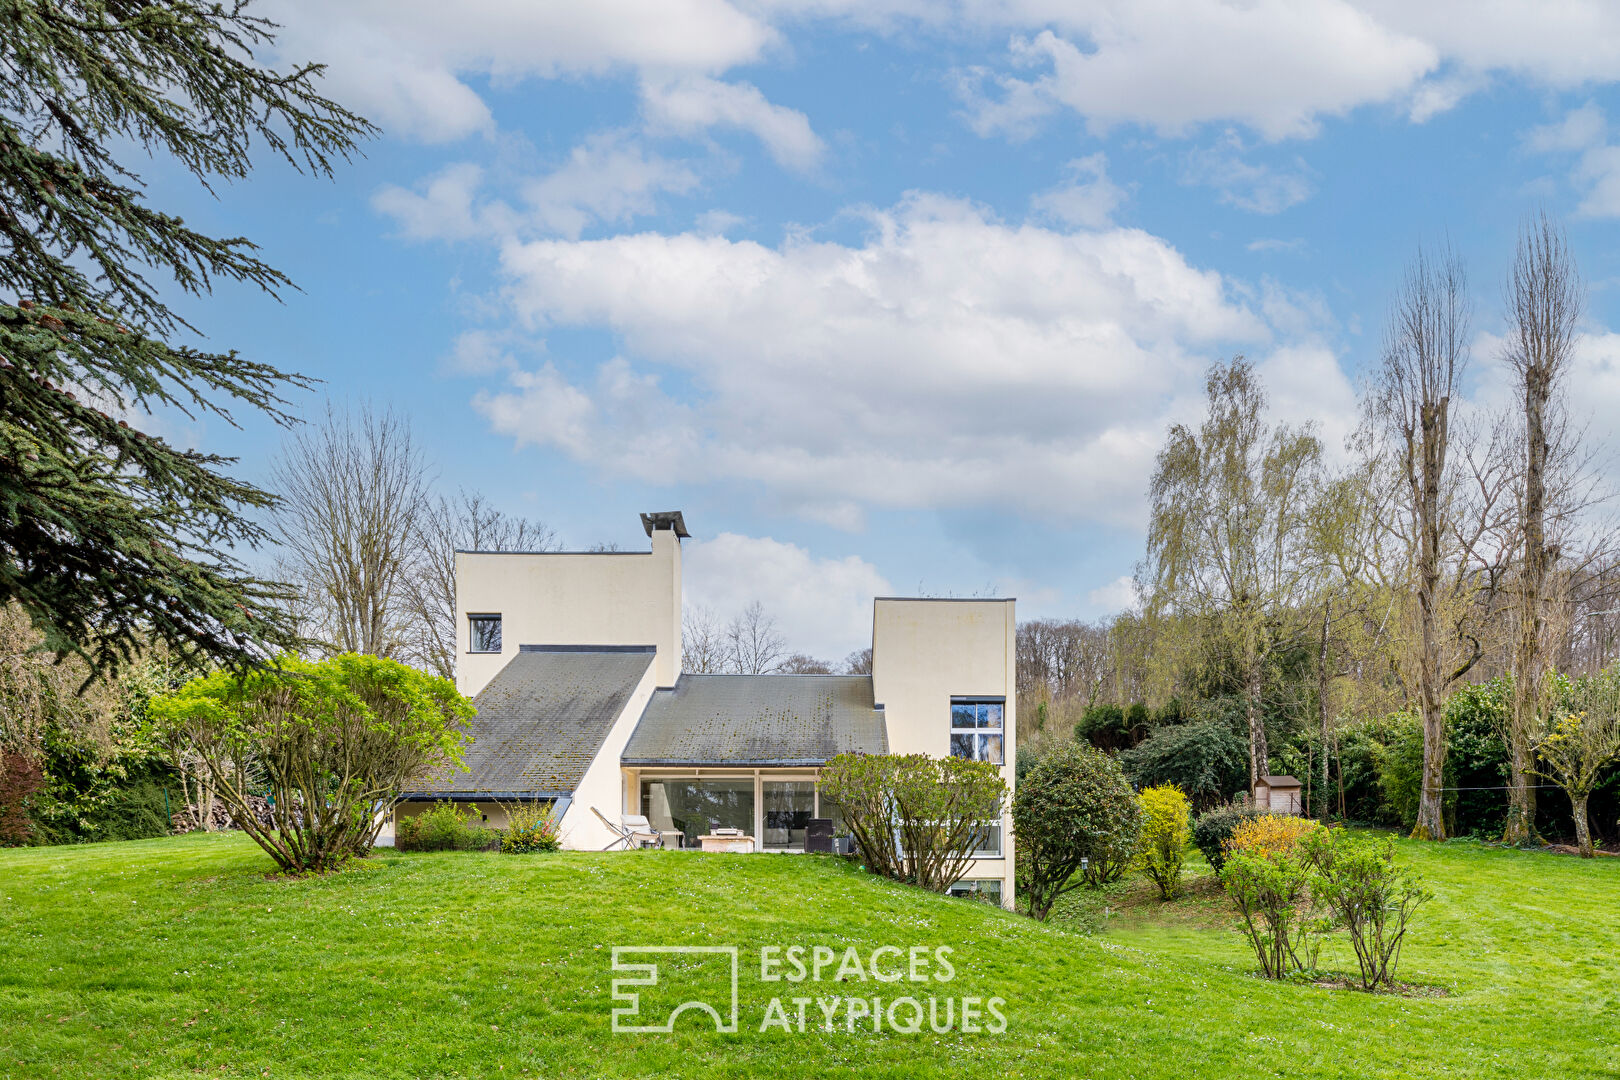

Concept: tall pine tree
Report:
left=0, top=2, right=374, bottom=674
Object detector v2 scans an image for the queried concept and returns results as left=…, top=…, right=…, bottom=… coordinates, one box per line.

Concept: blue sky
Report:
left=149, top=1, right=1620, bottom=662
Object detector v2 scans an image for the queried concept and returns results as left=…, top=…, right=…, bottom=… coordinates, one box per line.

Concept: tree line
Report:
left=1020, top=217, right=1620, bottom=851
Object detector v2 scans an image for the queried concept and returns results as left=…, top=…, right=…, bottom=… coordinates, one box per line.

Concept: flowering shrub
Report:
left=1225, top=813, right=1319, bottom=860
left=1138, top=784, right=1191, bottom=899
left=501, top=802, right=561, bottom=853
left=396, top=801, right=491, bottom=852
left=1191, top=803, right=1265, bottom=873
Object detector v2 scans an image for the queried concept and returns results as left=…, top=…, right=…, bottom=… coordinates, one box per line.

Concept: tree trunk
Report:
left=1246, top=662, right=1269, bottom=790
left=1318, top=601, right=1331, bottom=821
left=1412, top=401, right=1448, bottom=841
left=1504, top=357, right=1549, bottom=845
left=1572, top=793, right=1593, bottom=858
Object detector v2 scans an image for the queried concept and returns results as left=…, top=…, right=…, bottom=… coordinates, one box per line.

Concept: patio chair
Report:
left=592, top=806, right=663, bottom=850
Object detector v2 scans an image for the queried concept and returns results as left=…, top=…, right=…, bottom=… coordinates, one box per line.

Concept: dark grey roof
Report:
left=406, top=647, right=653, bottom=797
left=623, top=675, right=887, bottom=766
left=1260, top=775, right=1302, bottom=787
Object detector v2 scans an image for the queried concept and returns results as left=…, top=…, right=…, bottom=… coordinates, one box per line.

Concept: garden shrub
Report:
left=1300, top=828, right=1431, bottom=989
left=396, top=802, right=491, bottom=852
left=1012, top=741, right=1141, bottom=919
left=1226, top=813, right=1320, bottom=860
left=1138, top=784, right=1191, bottom=899
left=151, top=654, right=474, bottom=874
left=501, top=802, right=561, bottom=853
left=1118, top=719, right=1248, bottom=811
left=1222, top=847, right=1323, bottom=979
left=1192, top=803, right=1265, bottom=873
left=820, top=753, right=1006, bottom=893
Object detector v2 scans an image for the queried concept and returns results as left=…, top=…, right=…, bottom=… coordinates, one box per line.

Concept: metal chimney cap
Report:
left=639, top=511, right=690, bottom=539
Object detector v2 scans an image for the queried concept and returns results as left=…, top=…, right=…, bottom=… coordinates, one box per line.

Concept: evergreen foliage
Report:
left=0, top=1, right=374, bottom=674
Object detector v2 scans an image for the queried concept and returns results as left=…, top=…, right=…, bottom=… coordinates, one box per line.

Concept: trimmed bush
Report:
left=1191, top=803, right=1264, bottom=873
left=1139, top=784, right=1191, bottom=899
left=501, top=802, right=561, bottom=854
left=1013, top=741, right=1141, bottom=920
left=396, top=802, right=491, bottom=852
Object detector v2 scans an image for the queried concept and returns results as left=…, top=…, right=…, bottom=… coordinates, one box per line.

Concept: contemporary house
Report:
left=399, top=511, right=1017, bottom=906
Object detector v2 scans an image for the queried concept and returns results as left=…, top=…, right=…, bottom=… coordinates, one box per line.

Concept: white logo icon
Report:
left=611, top=946, right=739, bottom=1034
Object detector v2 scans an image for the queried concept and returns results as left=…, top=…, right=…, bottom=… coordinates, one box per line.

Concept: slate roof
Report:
left=1260, top=775, right=1302, bottom=787
left=623, top=674, right=887, bottom=766
left=406, top=646, right=654, bottom=798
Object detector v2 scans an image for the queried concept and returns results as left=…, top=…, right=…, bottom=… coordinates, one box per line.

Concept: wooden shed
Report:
left=1252, top=775, right=1303, bottom=816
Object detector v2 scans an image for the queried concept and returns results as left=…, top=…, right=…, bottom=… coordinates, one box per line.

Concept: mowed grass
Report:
left=1, top=833, right=1617, bottom=1079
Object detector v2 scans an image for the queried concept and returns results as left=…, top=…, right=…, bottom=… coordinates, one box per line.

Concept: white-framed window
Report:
left=948, top=879, right=1003, bottom=905
left=973, top=822, right=1003, bottom=859
left=468, top=613, right=502, bottom=653
left=950, top=698, right=1004, bottom=764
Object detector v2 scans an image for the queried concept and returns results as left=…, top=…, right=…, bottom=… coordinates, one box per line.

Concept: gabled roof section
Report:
left=407, top=647, right=654, bottom=798
left=623, top=674, right=887, bottom=767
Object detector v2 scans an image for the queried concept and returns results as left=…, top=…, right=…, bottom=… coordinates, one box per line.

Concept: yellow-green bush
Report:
left=501, top=802, right=561, bottom=853
left=1138, top=784, right=1192, bottom=899
left=1225, top=813, right=1319, bottom=861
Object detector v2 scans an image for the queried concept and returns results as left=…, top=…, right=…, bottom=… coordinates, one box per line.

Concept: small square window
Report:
left=468, top=614, right=502, bottom=653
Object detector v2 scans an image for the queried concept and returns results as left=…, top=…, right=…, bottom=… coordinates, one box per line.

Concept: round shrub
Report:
left=1013, top=741, right=1141, bottom=920
left=1118, top=718, right=1248, bottom=811
left=1226, top=813, right=1320, bottom=860
left=1138, top=784, right=1192, bottom=899
left=1191, top=803, right=1265, bottom=873
left=501, top=802, right=562, bottom=853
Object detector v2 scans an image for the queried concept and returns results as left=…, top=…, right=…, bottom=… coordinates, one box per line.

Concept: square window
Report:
left=949, top=698, right=1006, bottom=763
left=468, top=614, right=502, bottom=653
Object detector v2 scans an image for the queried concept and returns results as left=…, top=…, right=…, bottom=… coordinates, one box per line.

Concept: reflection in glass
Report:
left=641, top=779, right=755, bottom=848
left=763, top=781, right=815, bottom=850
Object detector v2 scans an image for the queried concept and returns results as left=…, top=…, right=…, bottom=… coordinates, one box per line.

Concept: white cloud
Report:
left=373, top=134, right=700, bottom=241
left=1182, top=134, right=1315, bottom=214
left=1085, top=574, right=1139, bottom=613
left=470, top=193, right=1310, bottom=529
left=1519, top=103, right=1620, bottom=219
left=953, top=1, right=1620, bottom=141
left=682, top=532, right=892, bottom=661
left=1247, top=238, right=1307, bottom=254
left=641, top=75, right=824, bottom=171
left=265, top=0, right=775, bottom=142
left=1030, top=154, right=1126, bottom=228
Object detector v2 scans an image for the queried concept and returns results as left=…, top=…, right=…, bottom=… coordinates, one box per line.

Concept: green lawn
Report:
left=1, top=833, right=1616, bottom=1079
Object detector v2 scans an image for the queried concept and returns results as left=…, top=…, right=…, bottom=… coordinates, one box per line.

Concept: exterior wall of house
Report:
left=559, top=660, right=663, bottom=850
left=454, top=529, right=682, bottom=698
left=871, top=598, right=1018, bottom=908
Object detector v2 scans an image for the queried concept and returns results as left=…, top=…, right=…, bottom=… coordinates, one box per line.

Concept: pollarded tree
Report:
left=1, top=2, right=374, bottom=675
left=1141, top=358, right=1325, bottom=789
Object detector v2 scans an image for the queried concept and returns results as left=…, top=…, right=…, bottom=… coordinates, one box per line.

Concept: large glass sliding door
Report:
left=641, top=779, right=754, bottom=848
left=761, top=780, right=815, bottom=851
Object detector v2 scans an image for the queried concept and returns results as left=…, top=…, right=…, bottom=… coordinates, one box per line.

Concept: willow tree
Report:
left=1142, top=358, right=1324, bottom=788
left=1500, top=215, right=1584, bottom=845
left=1, top=2, right=374, bottom=675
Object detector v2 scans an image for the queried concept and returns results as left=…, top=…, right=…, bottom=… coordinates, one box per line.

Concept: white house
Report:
left=398, top=511, right=1017, bottom=906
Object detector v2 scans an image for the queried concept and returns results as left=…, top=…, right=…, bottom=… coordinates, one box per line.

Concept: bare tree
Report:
left=402, top=491, right=557, bottom=679
left=270, top=404, right=430, bottom=659
left=1374, top=243, right=1477, bottom=841
left=842, top=647, right=874, bottom=675
left=682, top=606, right=728, bottom=673
left=726, top=601, right=786, bottom=674
left=778, top=654, right=834, bottom=674
left=1500, top=213, right=1584, bottom=845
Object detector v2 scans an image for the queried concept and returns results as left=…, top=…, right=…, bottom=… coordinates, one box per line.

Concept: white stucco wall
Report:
left=454, top=529, right=682, bottom=697
left=871, top=598, right=1018, bottom=907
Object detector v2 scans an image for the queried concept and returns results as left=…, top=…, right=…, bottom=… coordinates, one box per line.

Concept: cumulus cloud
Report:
left=1030, top=154, right=1127, bottom=228
left=1519, top=103, right=1620, bottom=218
left=955, top=1, right=1620, bottom=141
left=1085, top=575, right=1139, bottom=613
left=682, top=532, right=892, bottom=661
left=641, top=75, right=825, bottom=171
left=463, top=194, right=1337, bottom=530
left=373, top=134, right=700, bottom=241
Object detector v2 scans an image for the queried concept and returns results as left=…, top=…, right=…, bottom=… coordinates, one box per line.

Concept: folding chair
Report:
left=592, top=806, right=663, bottom=850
